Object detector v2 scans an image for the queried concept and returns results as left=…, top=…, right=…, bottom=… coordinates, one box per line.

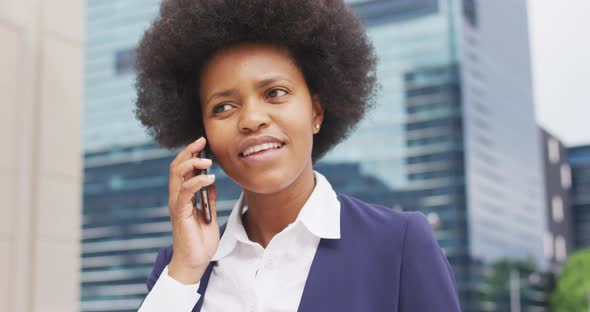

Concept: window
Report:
left=548, top=138, right=560, bottom=164
left=108, top=175, right=124, bottom=190
left=544, top=232, right=553, bottom=260
left=462, top=0, right=478, bottom=28
left=114, top=48, right=136, bottom=75
left=561, top=164, right=572, bottom=189
left=555, top=235, right=566, bottom=262
left=351, top=0, right=439, bottom=26
left=552, top=195, right=564, bottom=223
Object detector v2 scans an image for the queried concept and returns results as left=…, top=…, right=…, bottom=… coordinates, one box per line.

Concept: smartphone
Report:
left=195, top=148, right=213, bottom=223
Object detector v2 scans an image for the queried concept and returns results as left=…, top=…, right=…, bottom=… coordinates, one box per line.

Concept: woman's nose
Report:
left=238, top=100, right=271, bottom=133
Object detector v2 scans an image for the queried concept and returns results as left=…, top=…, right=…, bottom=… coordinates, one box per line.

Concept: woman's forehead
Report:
left=199, top=43, right=304, bottom=92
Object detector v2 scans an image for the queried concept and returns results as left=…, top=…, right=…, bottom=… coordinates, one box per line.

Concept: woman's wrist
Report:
left=167, top=260, right=204, bottom=285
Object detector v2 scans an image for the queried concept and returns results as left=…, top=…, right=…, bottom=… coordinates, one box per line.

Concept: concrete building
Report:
left=0, top=0, right=84, bottom=311
left=540, top=128, right=574, bottom=271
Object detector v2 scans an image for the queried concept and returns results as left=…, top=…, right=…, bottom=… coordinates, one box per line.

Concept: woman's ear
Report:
left=311, top=94, right=324, bottom=134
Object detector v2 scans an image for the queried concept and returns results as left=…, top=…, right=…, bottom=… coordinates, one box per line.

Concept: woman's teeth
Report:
left=241, top=142, right=283, bottom=157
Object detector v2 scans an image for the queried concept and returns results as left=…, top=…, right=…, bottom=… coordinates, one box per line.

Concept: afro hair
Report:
left=134, top=0, right=378, bottom=162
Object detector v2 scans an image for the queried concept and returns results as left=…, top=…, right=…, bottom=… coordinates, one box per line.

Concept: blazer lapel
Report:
left=195, top=204, right=357, bottom=312
left=194, top=262, right=216, bottom=312
left=297, top=238, right=345, bottom=311
left=298, top=200, right=357, bottom=311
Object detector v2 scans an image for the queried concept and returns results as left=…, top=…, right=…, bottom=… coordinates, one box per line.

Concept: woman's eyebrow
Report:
left=205, top=88, right=238, bottom=106
left=255, top=76, right=292, bottom=89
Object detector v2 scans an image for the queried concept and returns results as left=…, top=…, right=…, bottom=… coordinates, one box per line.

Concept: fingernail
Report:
left=196, top=136, right=204, bottom=143
left=202, top=158, right=212, bottom=165
left=208, top=174, right=215, bottom=180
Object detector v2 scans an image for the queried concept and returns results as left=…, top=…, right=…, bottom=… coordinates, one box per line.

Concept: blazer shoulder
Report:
left=337, top=193, right=425, bottom=236
left=398, top=211, right=461, bottom=311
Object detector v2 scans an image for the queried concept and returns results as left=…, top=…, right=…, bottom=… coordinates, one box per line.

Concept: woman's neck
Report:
left=242, top=167, right=316, bottom=248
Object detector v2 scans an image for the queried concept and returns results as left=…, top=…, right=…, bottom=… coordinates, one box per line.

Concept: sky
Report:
left=528, top=0, right=590, bottom=146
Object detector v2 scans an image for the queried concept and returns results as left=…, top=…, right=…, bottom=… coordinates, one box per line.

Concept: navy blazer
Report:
left=147, top=194, right=461, bottom=311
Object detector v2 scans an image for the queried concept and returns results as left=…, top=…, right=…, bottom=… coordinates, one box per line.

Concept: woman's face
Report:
left=199, top=43, right=323, bottom=194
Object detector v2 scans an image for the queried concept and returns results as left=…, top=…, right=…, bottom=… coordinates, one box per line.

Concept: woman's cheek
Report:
left=206, top=136, right=222, bottom=159
left=207, top=133, right=232, bottom=166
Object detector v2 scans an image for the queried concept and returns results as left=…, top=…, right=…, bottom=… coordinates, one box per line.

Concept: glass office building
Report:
left=83, top=0, right=546, bottom=311
left=83, top=1, right=163, bottom=310
left=568, top=145, right=590, bottom=250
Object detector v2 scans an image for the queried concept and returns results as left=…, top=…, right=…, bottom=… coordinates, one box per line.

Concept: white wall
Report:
left=0, top=0, right=84, bottom=310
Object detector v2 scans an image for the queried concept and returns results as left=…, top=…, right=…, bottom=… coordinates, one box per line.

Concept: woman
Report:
left=135, top=0, right=461, bottom=311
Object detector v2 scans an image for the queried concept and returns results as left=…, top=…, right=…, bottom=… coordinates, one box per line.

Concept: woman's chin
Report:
left=220, top=156, right=313, bottom=196
left=236, top=169, right=300, bottom=195
left=241, top=176, right=293, bottom=195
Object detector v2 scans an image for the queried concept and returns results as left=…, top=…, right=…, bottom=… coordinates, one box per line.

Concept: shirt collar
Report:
left=211, top=170, right=341, bottom=261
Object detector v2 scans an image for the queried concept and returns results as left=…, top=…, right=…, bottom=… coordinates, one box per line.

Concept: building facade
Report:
left=83, top=0, right=546, bottom=311
left=459, top=0, right=545, bottom=268
left=540, top=128, right=574, bottom=271
left=568, top=145, right=590, bottom=250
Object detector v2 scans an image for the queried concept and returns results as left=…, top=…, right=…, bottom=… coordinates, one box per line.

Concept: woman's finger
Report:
left=170, top=137, right=206, bottom=168
left=169, top=138, right=208, bottom=207
left=174, top=157, right=213, bottom=180
left=172, top=174, right=216, bottom=219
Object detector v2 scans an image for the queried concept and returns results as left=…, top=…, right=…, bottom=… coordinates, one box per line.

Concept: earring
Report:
left=315, top=124, right=320, bottom=129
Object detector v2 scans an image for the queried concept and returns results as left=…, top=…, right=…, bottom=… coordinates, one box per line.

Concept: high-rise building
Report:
left=458, top=0, right=545, bottom=269
left=568, top=145, right=590, bottom=249
left=335, top=0, right=546, bottom=310
left=84, top=0, right=161, bottom=153
left=83, top=0, right=546, bottom=311
left=82, top=1, right=166, bottom=310
left=540, top=128, right=574, bottom=271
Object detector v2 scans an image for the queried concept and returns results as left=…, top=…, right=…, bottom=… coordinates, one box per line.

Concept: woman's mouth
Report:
left=240, top=142, right=285, bottom=158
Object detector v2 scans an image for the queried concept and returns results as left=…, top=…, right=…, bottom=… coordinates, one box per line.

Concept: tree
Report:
left=551, top=249, right=590, bottom=312
left=477, top=259, right=538, bottom=310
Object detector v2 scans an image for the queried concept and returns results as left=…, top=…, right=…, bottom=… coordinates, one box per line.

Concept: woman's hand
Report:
left=167, top=137, right=220, bottom=285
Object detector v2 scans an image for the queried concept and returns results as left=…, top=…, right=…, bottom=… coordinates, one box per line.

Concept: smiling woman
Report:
left=199, top=43, right=322, bottom=198
left=134, top=1, right=461, bottom=311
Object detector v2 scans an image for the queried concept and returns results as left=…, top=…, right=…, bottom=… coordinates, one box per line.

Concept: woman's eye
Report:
left=213, top=103, right=233, bottom=114
left=267, top=88, right=288, bottom=98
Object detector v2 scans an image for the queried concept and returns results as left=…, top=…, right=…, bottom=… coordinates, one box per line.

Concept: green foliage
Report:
left=551, top=249, right=590, bottom=312
left=478, top=259, right=537, bottom=309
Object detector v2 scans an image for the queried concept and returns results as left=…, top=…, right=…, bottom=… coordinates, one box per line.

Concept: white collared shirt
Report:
left=139, top=171, right=341, bottom=312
